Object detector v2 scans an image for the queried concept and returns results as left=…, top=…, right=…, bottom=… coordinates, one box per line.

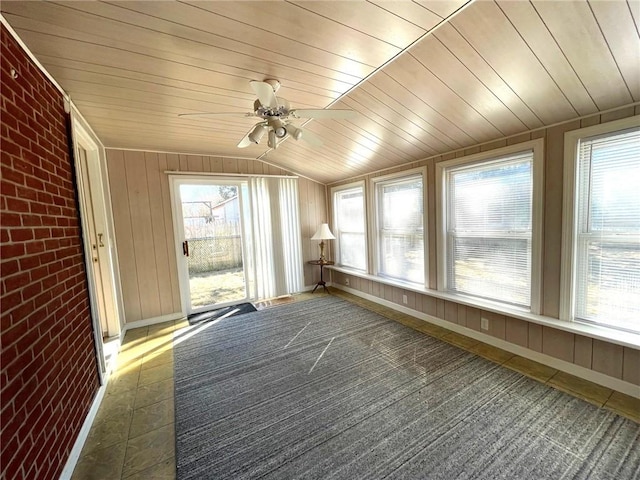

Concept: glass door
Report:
left=172, top=178, right=251, bottom=315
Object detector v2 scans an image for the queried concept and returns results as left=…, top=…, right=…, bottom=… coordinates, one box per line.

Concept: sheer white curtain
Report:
left=249, top=177, right=303, bottom=299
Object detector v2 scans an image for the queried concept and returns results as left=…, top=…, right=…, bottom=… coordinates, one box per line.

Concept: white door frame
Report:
left=71, top=116, right=123, bottom=379
left=169, top=175, right=252, bottom=315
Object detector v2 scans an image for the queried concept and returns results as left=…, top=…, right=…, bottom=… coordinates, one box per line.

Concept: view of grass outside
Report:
left=189, top=268, right=245, bottom=308
left=181, top=184, right=246, bottom=309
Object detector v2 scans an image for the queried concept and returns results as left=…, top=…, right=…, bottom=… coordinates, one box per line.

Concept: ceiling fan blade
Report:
left=178, top=112, right=255, bottom=118
left=250, top=80, right=278, bottom=109
left=299, top=129, right=323, bottom=147
left=237, top=133, right=253, bottom=148
left=291, top=109, right=356, bottom=119
left=237, top=134, right=253, bottom=148
left=237, top=124, right=258, bottom=148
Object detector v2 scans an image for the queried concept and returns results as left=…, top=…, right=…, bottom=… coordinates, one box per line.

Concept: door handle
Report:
left=98, top=233, right=105, bottom=247
left=182, top=240, right=189, bottom=257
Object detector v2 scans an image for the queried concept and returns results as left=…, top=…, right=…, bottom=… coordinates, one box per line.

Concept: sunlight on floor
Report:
left=72, top=290, right=639, bottom=479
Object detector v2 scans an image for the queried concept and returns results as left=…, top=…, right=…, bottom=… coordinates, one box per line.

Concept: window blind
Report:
left=249, top=177, right=303, bottom=299
left=575, top=128, right=640, bottom=332
left=377, top=174, right=424, bottom=284
left=446, top=153, right=533, bottom=307
left=334, top=186, right=366, bottom=271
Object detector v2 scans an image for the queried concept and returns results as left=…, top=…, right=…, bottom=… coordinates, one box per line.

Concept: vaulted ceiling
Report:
left=2, top=1, right=639, bottom=184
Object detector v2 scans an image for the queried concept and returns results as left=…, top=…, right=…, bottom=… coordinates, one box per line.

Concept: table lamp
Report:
left=311, top=223, right=335, bottom=262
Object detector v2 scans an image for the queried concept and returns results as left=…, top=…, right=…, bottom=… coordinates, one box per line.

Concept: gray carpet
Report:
left=174, top=296, right=640, bottom=479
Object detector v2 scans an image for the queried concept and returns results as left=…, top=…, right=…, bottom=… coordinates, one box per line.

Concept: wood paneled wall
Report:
left=328, top=106, right=640, bottom=388
left=105, top=150, right=327, bottom=324
left=332, top=271, right=639, bottom=387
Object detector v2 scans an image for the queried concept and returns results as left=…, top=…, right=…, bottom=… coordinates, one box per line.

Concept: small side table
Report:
left=308, top=260, right=335, bottom=293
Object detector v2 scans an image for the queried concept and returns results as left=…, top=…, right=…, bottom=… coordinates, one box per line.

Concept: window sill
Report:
left=328, top=265, right=640, bottom=349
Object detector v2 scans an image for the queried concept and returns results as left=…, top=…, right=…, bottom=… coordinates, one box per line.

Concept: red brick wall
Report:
left=1, top=25, right=100, bottom=480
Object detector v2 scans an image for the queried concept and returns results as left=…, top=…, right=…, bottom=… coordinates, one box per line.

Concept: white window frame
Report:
left=371, top=167, right=428, bottom=286
left=560, top=115, right=640, bottom=325
left=436, top=139, right=544, bottom=313
left=331, top=181, right=368, bottom=272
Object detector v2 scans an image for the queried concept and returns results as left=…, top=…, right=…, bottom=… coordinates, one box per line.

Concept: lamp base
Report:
left=318, top=240, right=326, bottom=262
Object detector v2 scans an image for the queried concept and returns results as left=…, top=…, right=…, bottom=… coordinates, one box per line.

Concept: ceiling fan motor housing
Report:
left=254, top=98, right=290, bottom=119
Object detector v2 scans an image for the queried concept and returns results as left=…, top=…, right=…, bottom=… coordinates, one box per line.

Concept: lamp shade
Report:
left=311, top=223, right=335, bottom=240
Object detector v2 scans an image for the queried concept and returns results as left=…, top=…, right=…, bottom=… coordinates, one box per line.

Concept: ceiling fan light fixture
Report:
left=286, top=124, right=303, bottom=141
left=248, top=124, right=267, bottom=144
left=268, top=129, right=277, bottom=149
left=178, top=80, right=352, bottom=150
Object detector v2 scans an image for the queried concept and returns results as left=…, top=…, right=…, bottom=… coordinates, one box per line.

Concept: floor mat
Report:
left=187, top=302, right=257, bottom=325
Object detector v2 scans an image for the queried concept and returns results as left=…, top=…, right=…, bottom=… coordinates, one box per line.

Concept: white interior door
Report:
left=77, top=146, right=110, bottom=336
left=171, top=177, right=253, bottom=315
left=73, top=120, right=123, bottom=379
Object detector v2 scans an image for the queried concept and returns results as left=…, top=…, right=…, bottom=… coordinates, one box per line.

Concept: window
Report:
left=437, top=140, right=543, bottom=311
left=332, top=183, right=367, bottom=271
left=562, top=119, right=640, bottom=333
left=374, top=171, right=425, bottom=284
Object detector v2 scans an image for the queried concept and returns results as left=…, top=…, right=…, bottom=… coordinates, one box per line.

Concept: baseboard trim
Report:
left=335, top=285, right=640, bottom=399
left=60, top=311, right=186, bottom=477
left=123, top=312, right=186, bottom=332
left=59, top=380, right=108, bottom=479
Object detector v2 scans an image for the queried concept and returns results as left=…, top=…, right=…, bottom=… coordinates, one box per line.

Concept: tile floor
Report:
left=71, top=291, right=640, bottom=479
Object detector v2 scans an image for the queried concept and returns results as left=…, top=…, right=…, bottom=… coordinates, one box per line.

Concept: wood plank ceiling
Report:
left=2, top=1, right=639, bottom=184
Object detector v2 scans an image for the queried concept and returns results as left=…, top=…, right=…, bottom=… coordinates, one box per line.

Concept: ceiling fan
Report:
left=178, top=79, right=356, bottom=149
